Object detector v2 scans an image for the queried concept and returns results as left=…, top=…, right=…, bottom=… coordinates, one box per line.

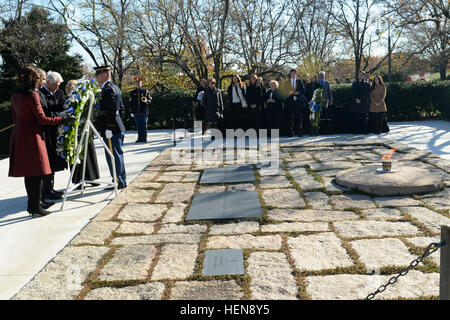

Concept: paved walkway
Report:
left=0, top=130, right=174, bottom=300
left=1, top=121, right=449, bottom=300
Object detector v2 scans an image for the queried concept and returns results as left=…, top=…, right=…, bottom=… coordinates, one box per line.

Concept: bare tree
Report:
left=384, top=0, right=449, bottom=80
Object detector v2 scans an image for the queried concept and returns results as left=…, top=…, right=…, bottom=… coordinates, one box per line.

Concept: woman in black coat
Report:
left=226, top=75, right=247, bottom=130
left=265, top=80, right=284, bottom=133
left=202, top=78, right=224, bottom=131
left=246, top=74, right=263, bottom=132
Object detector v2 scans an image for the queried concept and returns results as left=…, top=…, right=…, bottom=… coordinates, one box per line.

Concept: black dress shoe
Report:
left=51, top=190, right=65, bottom=196
left=44, top=191, right=63, bottom=201
left=41, top=201, right=55, bottom=209
left=28, top=208, right=51, bottom=217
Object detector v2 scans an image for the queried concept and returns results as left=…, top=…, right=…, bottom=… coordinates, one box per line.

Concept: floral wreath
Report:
left=309, top=88, right=323, bottom=128
left=56, top=78, right=101, bottom=165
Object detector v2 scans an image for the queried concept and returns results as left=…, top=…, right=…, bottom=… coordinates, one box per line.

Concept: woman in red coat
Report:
left=8, top=65, right=70, bottom=217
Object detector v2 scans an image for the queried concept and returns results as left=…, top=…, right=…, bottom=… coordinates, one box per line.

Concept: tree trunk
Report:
left=439, top=60, right=448, bottom=80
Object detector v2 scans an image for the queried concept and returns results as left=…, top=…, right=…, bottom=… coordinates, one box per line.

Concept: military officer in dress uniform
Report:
left=94, top=65, right=127, bottom=189
left=129, top=77, right=152, bottom=143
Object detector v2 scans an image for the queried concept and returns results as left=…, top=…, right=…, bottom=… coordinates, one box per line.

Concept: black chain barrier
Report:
left=364, top=241, right=447, bottom=300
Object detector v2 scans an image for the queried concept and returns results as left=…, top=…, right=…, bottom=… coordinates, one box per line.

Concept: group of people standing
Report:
left=8, top=64, right=130, bottom=217
left=196, top=68, right=388, bottom=136
left=350, top=70, right=388, bottom=134
left=195, top=68, right=334, bottom=137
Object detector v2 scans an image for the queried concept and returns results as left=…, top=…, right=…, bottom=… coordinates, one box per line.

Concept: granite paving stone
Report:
left=373, top=196, right=422, bottom=207
left=113, top=189, right=156, bottom=204
left=304, top=192, right=332, bottom=210
left=260, top=176, right=292, bottom=189
left=268, top=209, right=359, bottom=222
left=70, top=222, right=119, bottom=245
left=333, top=221, right=420, bottom=238
left=111, top=233, right=202, bottom=245
left=158, top=223, right=208, bottom=234
left=261, top=222, right=329, bottom=233
left=351, top=238, right=417, bottom=269
left=84, top=283, right=165, bottom=300
left=422, top=197, right=450, bottom=211
left=209, top=221, right=260, bottom=235
left=93, top=205, right=122, bottom=221
left=362, top=208, right=404, bottom=221
left=98, top=245, right=157, bottom=281
left=398, top=206, right=450, bottom=233
left=161, top=203, right=188, bottom=224
left=262, top=189, right=305, bottom=208
left=306, top=271, right=439, bottom=300
left=171, top=281, right=244, bottom=300
left=116, top=222, right=156, bottom=235
left=330, top=194, right=376, bottom=210
left=155, top=183, right=196, bottom=203
left=13, top=246, right=109, bottom=300
left=288, top=233, right=354, bottom=271
left=248, top=252, right=297, bottom=300
left=118, top=204, right=167, bottom=222
left=207, top=234, right=283, bottom=250
left=151, top=244, right=198, bottom=280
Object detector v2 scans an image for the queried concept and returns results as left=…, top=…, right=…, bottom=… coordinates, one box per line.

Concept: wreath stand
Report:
left=60, top=91, right=118, bottom=210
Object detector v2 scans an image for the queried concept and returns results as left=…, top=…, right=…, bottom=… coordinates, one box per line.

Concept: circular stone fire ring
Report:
left=335, top=164, right=443, bottom=196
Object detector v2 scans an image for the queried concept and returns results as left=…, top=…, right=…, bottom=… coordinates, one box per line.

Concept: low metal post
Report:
left=441, top=225, right=450, bottom=300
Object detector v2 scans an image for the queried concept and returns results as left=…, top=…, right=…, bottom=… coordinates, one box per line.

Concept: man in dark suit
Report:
left=129, top=76, right=152, bottom=143
left=283, top=69, right=306, bottom=137
left=39, top=71, right=67, bottom=201
left=351, top=71, right=371, bottom=134
left=94, top=65, right=127, bottom=189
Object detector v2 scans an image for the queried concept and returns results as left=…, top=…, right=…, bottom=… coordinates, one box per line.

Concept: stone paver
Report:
left=118, top=204, right=167, bottom=222
left=207, top=234, right=282, bottom=250
left=171, top=281, right=243, bottom=300
left=268, top=209, right=359, bottom=222
left=84, top=283, right=165, bottom=300
left=161, top=203, right=188, bottom=224
left=151, top=244, right=198, bottom=280
left=70, top=222, right=119, bottom=245
left=261, top=222, right=329, bottom=233
left=198, top=186, right=226, bottom=194
left=330, top=194, right=376, bottom=210
left=209, top=222, right=260, bottom=235
left=93, top=205, right=122, bottom=221
left=362, top=208, right=403, bottom=221
left=13, top=246, right=109, bottom=300
left=260, top=176, right=292, bottom=189
left=422, top=197, right=450, bottom=211
left=399, top=206, right=450, bottom=233
left=116, top=222, right=156, bottom=235
left=113, top=189, right=156, bottom=204
left=262, top=189, right=305, bottom=208
left=248, top=252, right=297, bottom=300
left=373, top=196, right=422, bottom=207
left=155, top=183, right=196, bottom=203
left=304, top=192, right=332, bottom=210
left=98, top=245, right=157, bottom=281
left=158, top=223, right=207, bottom=234
left=306, top=271, right=439, bottom=300
left=111, top=234, right=202, bottom=245
left=333, top=221, right=420, bottom=238
left=351, top=238, right=417, bottom=269
left=288, top=233, right=354, bottom=271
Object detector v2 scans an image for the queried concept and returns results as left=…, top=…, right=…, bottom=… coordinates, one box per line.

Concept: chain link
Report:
left=364, top=241, right=446, bottom=300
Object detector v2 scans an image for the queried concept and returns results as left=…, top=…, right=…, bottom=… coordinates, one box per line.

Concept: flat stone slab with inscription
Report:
left=186, top=192, right=262, bottom=221
left=202, top=249, right=244, bottom=276
left=199, top=165, right=255, bottom=184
